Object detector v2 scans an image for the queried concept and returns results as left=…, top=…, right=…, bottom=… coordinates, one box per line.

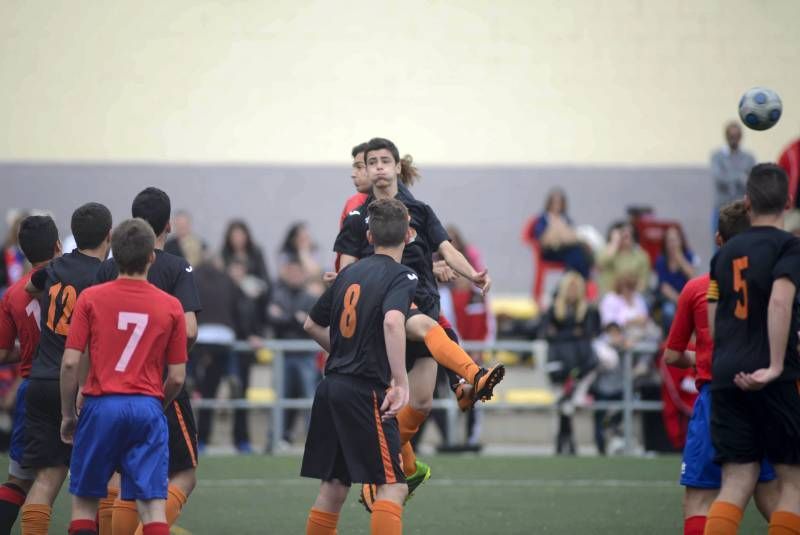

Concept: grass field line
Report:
left=196, top=477, right=675, bottom=489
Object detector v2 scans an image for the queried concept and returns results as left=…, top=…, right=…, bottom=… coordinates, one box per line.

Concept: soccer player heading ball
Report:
left=61, top=218, right=189, bottom=535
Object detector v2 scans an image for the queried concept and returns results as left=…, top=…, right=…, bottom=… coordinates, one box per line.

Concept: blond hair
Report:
left=553, top=272, right=588, bottom=322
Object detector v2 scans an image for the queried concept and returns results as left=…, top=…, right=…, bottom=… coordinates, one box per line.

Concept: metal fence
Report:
left=191, top=339, right=663, bottom=455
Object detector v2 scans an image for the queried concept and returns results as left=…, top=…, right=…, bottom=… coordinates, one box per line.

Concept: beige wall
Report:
left=1, top=0, right=798, bottom=165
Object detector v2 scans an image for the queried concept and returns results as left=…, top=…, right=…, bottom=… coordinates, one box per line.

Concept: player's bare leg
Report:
left=682, top=487, right=716, bottom=534
left=20, top=466, right=68, bottom=534
left=307, top=480, right=348, bottom=535
left=126, top=469, right=195, bottom=535
left=69, top=495, right=100, bottom=534
left=753, top=480, right=779, bottom=520
left=767, top=464, right=800, bottom=532
left=135, top=498, right=168, bottom=534
left=371, top=483, right=408, bottom=535
left=405, top=314, right=504, bottom=405
left=704, top=462, right=758, bottom=534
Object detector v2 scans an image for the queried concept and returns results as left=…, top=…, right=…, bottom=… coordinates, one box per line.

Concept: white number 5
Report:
left=116, top=312, right=149, bottom=372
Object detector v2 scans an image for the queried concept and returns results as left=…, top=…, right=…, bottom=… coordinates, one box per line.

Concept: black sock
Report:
left=0, top=482, right=26, bottom=535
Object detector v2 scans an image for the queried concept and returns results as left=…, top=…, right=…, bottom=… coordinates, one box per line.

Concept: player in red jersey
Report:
left=665, top=201, right=777, bottom=535
left=0, top=215, right=60, bottom=535
left=60, top=219, right=188, bottom=535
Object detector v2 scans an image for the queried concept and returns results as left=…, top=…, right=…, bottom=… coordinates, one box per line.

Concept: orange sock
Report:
left=424, top=325, right=480, bottom=383
left=401, top=442, right=417, bottom=476
left=371, top=500, right=402, bottom=535
left=397, top=405, right=428, bottom=445
left=306, top=508, right=338, bottom=535
left=133, top=484, right=188, bottom=535
left=98, top=486, right=119, bottom=535
left=704, top=501, right=743, bottom=535
left=20, top=503, right=51, bottom=535
left=769, top=511, right=800, bottom=535
left=111, top=498, right=140, bottom=535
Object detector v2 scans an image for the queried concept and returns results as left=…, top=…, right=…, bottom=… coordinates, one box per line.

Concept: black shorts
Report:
left=711, top=381, right=800, bottom=465
left=23, top=379, right=72, bottom=469
left=301, top=374, right=405, bottom=486
left=165, top=388, right=198, bottom=475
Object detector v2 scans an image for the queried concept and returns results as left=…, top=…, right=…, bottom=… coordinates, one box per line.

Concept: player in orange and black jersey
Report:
left=335, top=138, right=505, bottom=509
left=20, top=202, right=112, bottom=535
left=302, top=198, right=416, bottom=535
left=93, top=187, right=201, bottom=535
left=705, top=163, right=800, bottom=534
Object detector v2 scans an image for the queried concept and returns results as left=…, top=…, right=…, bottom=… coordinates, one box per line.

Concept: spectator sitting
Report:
left=597, top=221, right=651, bottom=295
left=600, top=272, right=649, bottom=329
left=278, top=221, right=322, bottom=283
left=268, top=260, right=320, bottom=446
left=530, top=188, right=592, bottom=280
left=0, top=212, right=29, bottom=293
left=654, top=225, right=696, bottom=333
left=165, top=210, right=207, bottom=267
left=542, top=272, right=600, bottom=455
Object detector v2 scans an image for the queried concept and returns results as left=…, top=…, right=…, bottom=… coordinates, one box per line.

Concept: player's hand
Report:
left=322, top=272, right=338, bottom=286
left=472, top=269, right=492, bottom=296
left=734, top=367, right=783, bottom=391
left=60, top=416, right=77, bottom=444
left=380, top=383, right=409, bottom=421
left=433, top=260, right=458, bottom=283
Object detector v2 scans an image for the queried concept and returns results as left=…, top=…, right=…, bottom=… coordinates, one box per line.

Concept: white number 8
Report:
left=115, top=312, right=149, bottom=372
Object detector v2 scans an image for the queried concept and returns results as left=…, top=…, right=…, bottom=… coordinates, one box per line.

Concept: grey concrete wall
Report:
left=0, top=163, right=712, bottom=294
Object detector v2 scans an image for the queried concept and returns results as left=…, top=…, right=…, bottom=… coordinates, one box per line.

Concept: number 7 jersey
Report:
left=65, top=278, right=187, bottom=398
left=708, top=226, right=800, bottom=388
left=29, top=250, right=104, bottom=380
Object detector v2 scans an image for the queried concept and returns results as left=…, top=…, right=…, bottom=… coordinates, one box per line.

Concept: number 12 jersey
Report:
left=709, top=226, right=800, bottom=388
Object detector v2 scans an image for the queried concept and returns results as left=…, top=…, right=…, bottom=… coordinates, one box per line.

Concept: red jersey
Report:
left=336, top=193, right=370, bottom=272
left=665, top=274, right=712, bottom=389
left=65, top=278, right=187, bottom=399
left=0, top=270, right=41, bottom=378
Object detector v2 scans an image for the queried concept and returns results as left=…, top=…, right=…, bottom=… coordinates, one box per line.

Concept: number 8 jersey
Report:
left=29, top=251, right=104, bottom=380
left=708, top=226, right=800, bottom=388
left=64, top=278, right=187, bottom=398
left=309, top=254, right=418, bottom=388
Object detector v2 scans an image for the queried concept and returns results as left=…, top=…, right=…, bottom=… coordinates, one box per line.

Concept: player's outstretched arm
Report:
left=381, top=310, right=409, bottom=421
left=303, top=317, right=331, bottom=353
left=164, top=363, right=187, bottom=408
left=438, top=241, right=492, bottom=295
left=59, top=348, right=84, bottom=444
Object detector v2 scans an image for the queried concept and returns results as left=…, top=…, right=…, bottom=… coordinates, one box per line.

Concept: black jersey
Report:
left=95, top=249, right=202, bottom=313
left=309, top=254, right=418, bottom=387
left=709, top=226, right=800, bottom=388
left=333, top=184, right=450, bottom=319
left=29, top=251, right=103, bottom=380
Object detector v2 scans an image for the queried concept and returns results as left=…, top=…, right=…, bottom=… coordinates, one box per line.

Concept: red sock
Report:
left=142, top=522, right=170, bottom=535
left=684, top=515, right=705, bottom=535
left=69, top=518, right=98, bottom=534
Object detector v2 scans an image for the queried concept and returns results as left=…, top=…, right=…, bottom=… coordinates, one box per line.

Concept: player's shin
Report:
left=412, top=320, right=480, bottom=383
left=133, top=484, right=186, bottom=533
left=98, top=485, right=119, bottom=535
left=705, top=501, right=743, bottom=535
left=111, top=499, right=139, bottom=535
left=0, top=481, right=28, bottom=535
left=370, top=500, right=403, bottom=535
left=306, top=509, right=339, bottom=535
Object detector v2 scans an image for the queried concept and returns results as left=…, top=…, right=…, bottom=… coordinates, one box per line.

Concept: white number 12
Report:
left=115, top=312, right=149, bottom=372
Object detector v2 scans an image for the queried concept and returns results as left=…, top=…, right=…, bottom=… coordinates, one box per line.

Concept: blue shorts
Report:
left=9, top=378, right=33, bottom=480
left=69, top=395, right=169, bottom=501
left=681, top=384, right=776, bottom=488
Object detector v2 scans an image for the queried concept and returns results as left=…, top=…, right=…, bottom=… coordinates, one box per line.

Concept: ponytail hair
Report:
left=399, top=154, right=421, bottom=187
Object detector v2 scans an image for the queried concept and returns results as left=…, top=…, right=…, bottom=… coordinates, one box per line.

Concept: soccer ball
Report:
left=738, top=87, right=782, bottom=131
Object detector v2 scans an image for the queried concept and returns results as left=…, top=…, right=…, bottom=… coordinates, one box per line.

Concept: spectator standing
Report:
left=268, top=260, right=319, bottom=446
left=654, top=226, right=696, bottom=333
left=597, top=222, right=651, bottom=295
left=191, top=257, right=259, bottom=453
left=221, top=220, right=271, bottom=330
left=542, top=272, right=600, bottom=455
left=710, top=122, right=755, bottom=230
left=529, top=188, right=592, bottom=280
left=277, top=222, right=322, bottom=283
left=165, top=210, right=206, bottom=267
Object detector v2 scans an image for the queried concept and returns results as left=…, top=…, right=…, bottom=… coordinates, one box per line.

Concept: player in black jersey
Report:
left=705, top=164, right=800, bottom=534
left=93, top=188, right=201, bottom=535
left=335, top=138, right=504, bottom=508
left=20, top=202, right=112, bottom=535
left=302, top=198, right=415, bottom=535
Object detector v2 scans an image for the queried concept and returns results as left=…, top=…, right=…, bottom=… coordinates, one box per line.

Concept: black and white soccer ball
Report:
left=738, top=87, right=782, bottom=131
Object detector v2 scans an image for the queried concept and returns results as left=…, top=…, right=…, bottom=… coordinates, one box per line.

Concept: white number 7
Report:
left=116, top=312, right=149, bottom=372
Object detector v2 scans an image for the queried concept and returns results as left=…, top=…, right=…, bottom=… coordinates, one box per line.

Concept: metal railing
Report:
left=191, top=339, right=663, bottom=454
